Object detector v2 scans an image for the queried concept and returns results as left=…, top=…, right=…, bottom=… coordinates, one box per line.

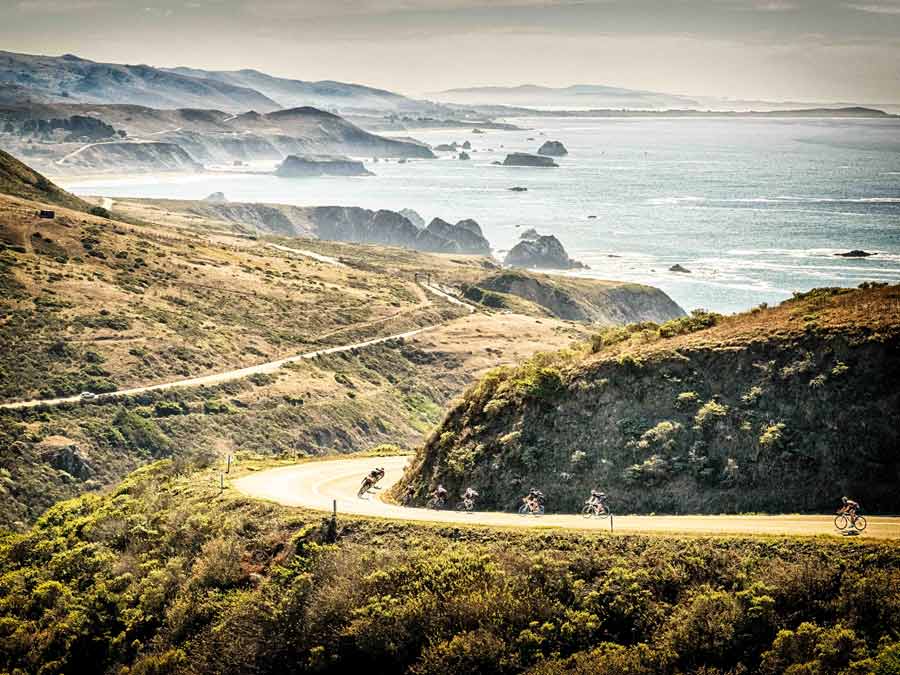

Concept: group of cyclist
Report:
left=362, top=468, right=862, bottom=527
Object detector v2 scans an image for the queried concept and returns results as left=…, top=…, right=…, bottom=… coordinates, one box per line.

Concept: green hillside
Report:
left=401, top=284, right=900, bottom=514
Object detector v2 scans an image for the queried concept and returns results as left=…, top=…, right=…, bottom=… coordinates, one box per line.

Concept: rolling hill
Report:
left=0, top=148, right=91, bottom=211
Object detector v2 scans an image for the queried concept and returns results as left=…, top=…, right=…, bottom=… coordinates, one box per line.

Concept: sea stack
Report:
left=504, top=235, right=587, bottom=269
left=537, top=140, right=568, bottom=156
left=502, top=153, right=558, bottom=168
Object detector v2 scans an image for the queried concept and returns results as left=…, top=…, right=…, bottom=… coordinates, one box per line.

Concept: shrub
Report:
left=113, top=408, right=174, bottom=456
left=410, top=630, right=509, bottom=675
left=638, top=421, right=682, bottom=450
left=695, top=401, right=728, bottom=427
left=658, top=310, right=721, bottom=338
left=759, top=423, right=785, bottom=448
left=88, top=206, right=111, bottom=219
left=192, top=537, right=246, bottom=588
left=741, top=386, right=763, bottom=405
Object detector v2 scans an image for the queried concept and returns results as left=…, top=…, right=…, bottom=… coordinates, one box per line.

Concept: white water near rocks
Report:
left=59, top=116, right=900, bottom=314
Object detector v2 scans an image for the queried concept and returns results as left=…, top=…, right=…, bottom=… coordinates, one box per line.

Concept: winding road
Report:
left=233, top=456, right=900, bottom=539
left=0, top=263, right=475, bottom=410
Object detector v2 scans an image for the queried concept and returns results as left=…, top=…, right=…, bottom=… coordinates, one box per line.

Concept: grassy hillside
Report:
left=0, top=186, right=618, bottom=528
left=463, top=270, right=685, bottom=323
left=0, top=148, right=90, bottom=212
left=401, top=285, right=900, bottom=515
left=1, top=456, right=899, bottom=675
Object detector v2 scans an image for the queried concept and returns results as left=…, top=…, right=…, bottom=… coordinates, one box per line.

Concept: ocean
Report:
left=59, top=116, right=900, bottom=314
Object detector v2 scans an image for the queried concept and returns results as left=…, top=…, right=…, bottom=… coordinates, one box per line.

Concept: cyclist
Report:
left=585, top=489, right=609, bottom=514
left=401, top=484, right=415, bottom=505
left=523, top=487, right=545, bottom=513
left=460, top=487, right=479, bottom=509
left=839, top=496, right=861, bottom=524
left=430, top=484, right=448, bottom=507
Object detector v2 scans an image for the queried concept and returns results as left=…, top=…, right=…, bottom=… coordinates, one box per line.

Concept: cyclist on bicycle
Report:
left=462, top=487, right=479, bottom=503
left=401, top=484, right=415, bottom=505
left=523, top=487, right=545, bottom=512
left=839, top=496, right=861, bottom=523
left=431, top=484, right=448, bottom=503
left=586, top=489, right=609, bottom=514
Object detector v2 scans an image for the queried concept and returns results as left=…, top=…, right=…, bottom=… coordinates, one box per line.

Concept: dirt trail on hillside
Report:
left=233, top=456, right=900, bottom=540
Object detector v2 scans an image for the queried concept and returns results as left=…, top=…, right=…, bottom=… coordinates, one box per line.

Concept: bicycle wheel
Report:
left=518, top=503, right=530, bottom=516
left=581, top=504, right=594, bottom=518
left=853, top=515, right=867, bottom=532
left=834, top=514, right=848, bottom=530
left=596, top=509, right=611, bottom=521
left=535, top=505, right=545, bottom=516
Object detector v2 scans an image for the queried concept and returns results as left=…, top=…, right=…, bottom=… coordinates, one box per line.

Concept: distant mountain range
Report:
left=435, top=83, right=900, bottom=114
left=0, top=51, right=439, bottom=115
left=436, top=84, right=703, bottom=110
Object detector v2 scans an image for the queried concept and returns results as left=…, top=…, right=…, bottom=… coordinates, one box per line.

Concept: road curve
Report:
left=233, top=456, right=900, bottom=540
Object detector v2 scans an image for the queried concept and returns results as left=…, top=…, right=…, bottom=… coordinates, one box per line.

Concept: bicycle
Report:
left=518, top=498, right=545, bottom=517
left=834, top=511, right=867, bottom=533
left=581, top=501, right=611, bottom=519
left=357, top=478, right=374, bottom=498
left=456, top=497, right=476, bottom=512
left=427, top=496, right=446, bottom=510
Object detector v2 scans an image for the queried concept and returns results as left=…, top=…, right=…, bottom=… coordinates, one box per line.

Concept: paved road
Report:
left=0, top=326, right=436, bottom=410
left=233, top=456, right=900, bottom=540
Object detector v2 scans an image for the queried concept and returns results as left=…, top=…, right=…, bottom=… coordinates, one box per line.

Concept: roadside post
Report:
left=226, top=454, right=232, bottom=474
left=325, top=499, right=338, bottom=542
left=610, top=513, right=614, bottom=533
left=219, top=473, right=224, bottom=492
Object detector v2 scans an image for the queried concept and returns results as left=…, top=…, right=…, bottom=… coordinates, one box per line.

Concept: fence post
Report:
left=226, top=454, right=232, bottom=474
left=219, top=473, right=224, bottom=492
left=610, top=513, right=614, bottom=533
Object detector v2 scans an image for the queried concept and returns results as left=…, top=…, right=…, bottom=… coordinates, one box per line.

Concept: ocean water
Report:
left=60, top=116, right=900, bottom=314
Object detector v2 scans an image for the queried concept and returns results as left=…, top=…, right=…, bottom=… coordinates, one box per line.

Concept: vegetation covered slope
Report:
left=0, top=148, right=90, bottom=212
left=401, top=285, right=900, bottom=514
left=463, top=270, right=685, bottom=323
left=1, top=456, right=899, bottom=675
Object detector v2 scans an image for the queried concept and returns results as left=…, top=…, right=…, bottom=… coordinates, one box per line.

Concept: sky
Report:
left=2, top=0, right=900, bottom=102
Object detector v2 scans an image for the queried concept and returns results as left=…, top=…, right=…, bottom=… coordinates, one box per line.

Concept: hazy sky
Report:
left=3, top=0, right=900, bottom=102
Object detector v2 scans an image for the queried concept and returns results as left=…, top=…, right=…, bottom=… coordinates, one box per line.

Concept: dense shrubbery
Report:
left=0, top=459, right=899, bottom=675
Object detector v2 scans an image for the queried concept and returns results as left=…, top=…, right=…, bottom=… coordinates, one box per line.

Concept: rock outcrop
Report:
left=203, top=192, right=228, bottom=203
left=519, top=227, right=540, bottom=241
left=504, top=235, right=586, bottom=269
left=669, top=264, right=691, bottom=273
left=502, top=153, right=558, bottom=167
left=423, top=218, right=490, bottom=254
left=835, top=250, right=875, bottom=258
left=309, top=208, right=491, bottom=254
left=537, top=140, right=568, bottom=156
left=275, top=155, right=372, bottom=177
left=38, top=437, right=94, bottom=480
